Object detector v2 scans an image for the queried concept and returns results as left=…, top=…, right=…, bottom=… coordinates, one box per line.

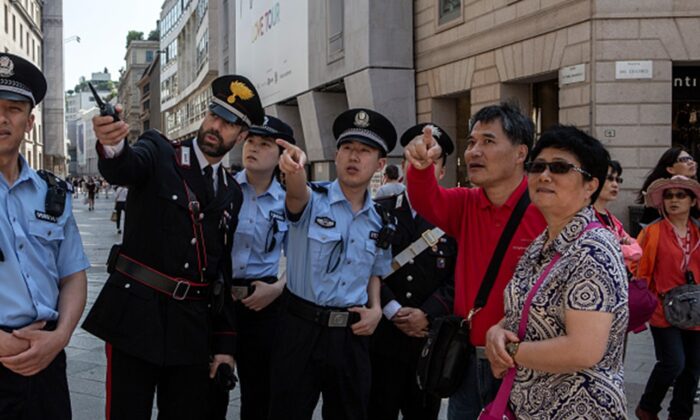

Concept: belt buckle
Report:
left=421, top=229, right=439, bottom=247
left=172, top=280, right=191, bottom=301
left=231, top=286, right=250, bottom=300
left=327, top=311, right=349, bottom=327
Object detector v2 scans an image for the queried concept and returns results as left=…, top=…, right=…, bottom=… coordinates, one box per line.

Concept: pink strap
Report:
left=486, top=221, right=602, bottom=416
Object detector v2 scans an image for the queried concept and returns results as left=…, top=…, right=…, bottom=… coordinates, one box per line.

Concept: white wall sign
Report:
left=559, top=64, right=586, bottom=85
left=235, top=0, right=309, bottom=107
left=615, top=61, right=653, bottom=79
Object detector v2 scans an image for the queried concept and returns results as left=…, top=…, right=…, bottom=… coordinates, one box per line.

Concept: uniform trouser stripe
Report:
left=105, top=343, right=113, bottom=420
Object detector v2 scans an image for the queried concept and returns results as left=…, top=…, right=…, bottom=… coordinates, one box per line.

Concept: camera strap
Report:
left=388, top=226, right=445, bottom=274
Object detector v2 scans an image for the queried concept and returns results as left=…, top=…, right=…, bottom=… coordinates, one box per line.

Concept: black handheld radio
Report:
left=87, top=82, right=120, bottom=122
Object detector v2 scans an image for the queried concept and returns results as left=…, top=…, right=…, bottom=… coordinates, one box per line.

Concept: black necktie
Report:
left=203, top=166, right=215, bottom=204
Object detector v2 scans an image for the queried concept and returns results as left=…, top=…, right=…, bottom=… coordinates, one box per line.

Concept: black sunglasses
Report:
left=663, top=190, right=690, bottom=200
left=606, top=174, right=623, bottom=184
left=525, top=161, right=592, bottom=178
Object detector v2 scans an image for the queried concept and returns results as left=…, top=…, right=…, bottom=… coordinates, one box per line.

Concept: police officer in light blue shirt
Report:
left=0, top=52, right=89, bottom=420
left=220, top=115, right=294, bottom=420
left=269, top=108, right=396, bottom=420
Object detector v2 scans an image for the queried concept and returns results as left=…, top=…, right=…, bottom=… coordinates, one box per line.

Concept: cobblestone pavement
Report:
left=67, top=193, right=697, bottom=419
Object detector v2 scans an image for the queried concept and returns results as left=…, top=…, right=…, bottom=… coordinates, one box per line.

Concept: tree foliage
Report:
left=126, top=30, right=144, bottom=48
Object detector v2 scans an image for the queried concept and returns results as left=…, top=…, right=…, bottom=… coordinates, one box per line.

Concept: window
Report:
left=146, top=50, right=154, bottom=62
left=4, top=6, right=8, bottom=33
left=326, top=0, right=344, bottom=62
left=20, top=23, right=23, bottom=48
left=12, top=14, right=15, bottom=40
left=26, top=33, right=29, bottom=54
left=31, top=38, right=34, bottom=60
left=438, top=0, right=462, bottom=26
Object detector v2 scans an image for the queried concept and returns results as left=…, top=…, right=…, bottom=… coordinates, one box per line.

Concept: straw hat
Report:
left=645, top=175, right=700, bottom=210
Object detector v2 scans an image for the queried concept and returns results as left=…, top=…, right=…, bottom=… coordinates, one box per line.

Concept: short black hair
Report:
left=609, top=160, right=622, bottom=176
left=384, top=164, right=400, bottom=181
left=469, top=102, right=535, bottom=151
left=530, top=124, right=610, bottom=204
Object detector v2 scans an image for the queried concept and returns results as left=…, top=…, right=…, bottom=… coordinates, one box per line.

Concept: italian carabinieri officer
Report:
left=82, top=75, right=264, bottom=420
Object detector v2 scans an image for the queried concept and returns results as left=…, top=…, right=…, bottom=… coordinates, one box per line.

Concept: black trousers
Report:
left=368, top=351, right=441, bottom=420
left=0, top=350, right=70, bottom=420
left=639, top=326, right=700, bottom=419
left=209, top=298, right=283, bottom=420
left=105, top=344, right=211, bottom=420
left=268, top=309, right=371, bottom=420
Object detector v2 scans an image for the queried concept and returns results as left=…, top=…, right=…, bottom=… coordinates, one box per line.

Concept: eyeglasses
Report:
left=606, top=174, right=623, bottom=184
left=677, top=156, right=695, bottom=164
left=662, top=190, right=691, bottom=200
left=525, top=161, right=592, bottom=178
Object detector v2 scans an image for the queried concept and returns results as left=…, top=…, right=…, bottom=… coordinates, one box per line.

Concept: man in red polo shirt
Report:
left=404, top=103, right=547, bottom=420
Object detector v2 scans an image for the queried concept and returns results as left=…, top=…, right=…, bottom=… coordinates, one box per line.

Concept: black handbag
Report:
left=663, top=272, right=700, bottom=329
left=416, top=190, right=530, bottom=397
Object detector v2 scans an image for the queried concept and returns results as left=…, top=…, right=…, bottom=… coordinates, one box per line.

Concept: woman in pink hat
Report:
left=635, top=175, right=700, bottom=420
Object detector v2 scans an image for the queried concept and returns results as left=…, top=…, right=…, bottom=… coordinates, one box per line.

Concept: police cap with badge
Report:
left=248, top=115, right=295, bottom=144
left=400, top=123, right=454, bottom=160
left=0, top=53, right=68, bottom=219
left=0, top=52, right=47, bottom=107
left=333, top=108, right=397, bottom=157
left=209, top=75, right=264, bottom=127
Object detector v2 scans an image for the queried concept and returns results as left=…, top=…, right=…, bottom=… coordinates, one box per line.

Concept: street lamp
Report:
left=63, top=35, right=82, bottom=176
left=64, top=35, right=81, bottom=44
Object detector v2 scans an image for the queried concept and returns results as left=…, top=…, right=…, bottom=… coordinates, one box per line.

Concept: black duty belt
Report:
left=286, top=290, right=361, bottom=328
left=115, top=254, right=209, bottom=301
left=0, top=320, right=57, bottom=333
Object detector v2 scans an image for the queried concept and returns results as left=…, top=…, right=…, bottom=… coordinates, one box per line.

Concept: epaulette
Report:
left=37, top=170, right=69, bottom=217
left=309, top=181, right=331, bottom=194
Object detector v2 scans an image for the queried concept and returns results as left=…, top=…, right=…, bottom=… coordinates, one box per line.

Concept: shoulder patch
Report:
left=315, top=216, right=336, bottom=228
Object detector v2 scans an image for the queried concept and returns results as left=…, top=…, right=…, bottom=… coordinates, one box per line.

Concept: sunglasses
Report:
left=677, top=156, right=695, bottom=164
left=662, top=190, right=691, bottom=200
left=606, top=174, right=623, bottom=184
left=525, top=161, right=592, bottom=178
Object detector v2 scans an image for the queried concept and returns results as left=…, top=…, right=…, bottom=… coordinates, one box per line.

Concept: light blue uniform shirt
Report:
left=232, top=170, right=287, bottom=279
left=285, top=180, right=392, bottom=307
left=0, top=157, right=90, bottom=328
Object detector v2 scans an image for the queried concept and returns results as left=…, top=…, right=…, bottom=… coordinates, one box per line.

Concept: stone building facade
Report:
left=414, top=0, right=700, bottom=227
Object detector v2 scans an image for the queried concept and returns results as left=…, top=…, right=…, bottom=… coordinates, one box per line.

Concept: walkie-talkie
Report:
left=88, top=82, right=120, bottom=122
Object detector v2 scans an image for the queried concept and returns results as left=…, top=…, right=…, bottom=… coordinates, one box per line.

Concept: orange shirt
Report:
left=637, top=219, right=700, bottom=330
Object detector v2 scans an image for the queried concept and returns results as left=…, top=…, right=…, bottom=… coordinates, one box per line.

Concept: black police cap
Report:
left=248, top=115, right=295, bottom=144
left=209, top=75, right=264, bottom=127
left=400, top=123, right=454, bottom=156
left=0, top=53, right=46, bottom=107
left=332, top=108, right=397, bottom=156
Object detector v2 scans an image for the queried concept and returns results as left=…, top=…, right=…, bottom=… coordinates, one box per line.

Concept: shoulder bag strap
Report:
left=470, top=188, right=531, bottom=321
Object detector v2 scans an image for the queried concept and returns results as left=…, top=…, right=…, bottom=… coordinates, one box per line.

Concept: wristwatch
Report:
left=505, top=341, right=520, bottom=360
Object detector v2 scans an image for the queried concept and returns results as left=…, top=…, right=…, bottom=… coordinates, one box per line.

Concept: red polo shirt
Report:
left=407, top=165, right=546, bottom=346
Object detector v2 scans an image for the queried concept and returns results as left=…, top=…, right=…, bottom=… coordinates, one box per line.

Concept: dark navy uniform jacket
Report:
left=82, top=131, right=240, bottom=366
left=371, top=191, right=456, bottom=363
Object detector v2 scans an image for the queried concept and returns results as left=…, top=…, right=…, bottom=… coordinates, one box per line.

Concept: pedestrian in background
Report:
left=270, top=108, right=395, bottom=420
left=374, top=163, right=404, bottom=199
left=113, top=185, right=128, bottom=234
left=485, top=125, right=628, bottom=419
left=0, top=52, right=89, bottom=420
left=635, top=176, right=700, bottom=420
left=403, top=103, right=546, bottom=419
left=637, top=147, right=698, bottom=225
left=369, top=123, right=457, bottom=420
left=81, top=75, right=264, bottom=420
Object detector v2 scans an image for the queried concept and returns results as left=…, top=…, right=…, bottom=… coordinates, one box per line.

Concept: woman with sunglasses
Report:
left=638, top=147, right=698, bottom=225
left=594, top=160, right=642, bottom=270
left=634, top=176, right=700, bottom=420
left=485, top=125, right=628, bottom=419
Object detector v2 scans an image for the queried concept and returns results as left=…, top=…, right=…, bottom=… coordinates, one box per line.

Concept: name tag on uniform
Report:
left=180, top=146, right=191, bottom=167
left=35, top=210, right=57, bottom=223
left=315, top=216, right=336, bottom=228
left=270, top=210, right=285, bottom=222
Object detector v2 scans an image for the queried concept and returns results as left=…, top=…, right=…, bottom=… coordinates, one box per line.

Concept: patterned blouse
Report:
left=503, top=207, right=629, bottom=419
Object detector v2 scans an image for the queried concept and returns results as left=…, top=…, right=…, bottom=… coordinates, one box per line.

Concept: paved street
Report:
left=67, top=192, right=697, bottom=419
